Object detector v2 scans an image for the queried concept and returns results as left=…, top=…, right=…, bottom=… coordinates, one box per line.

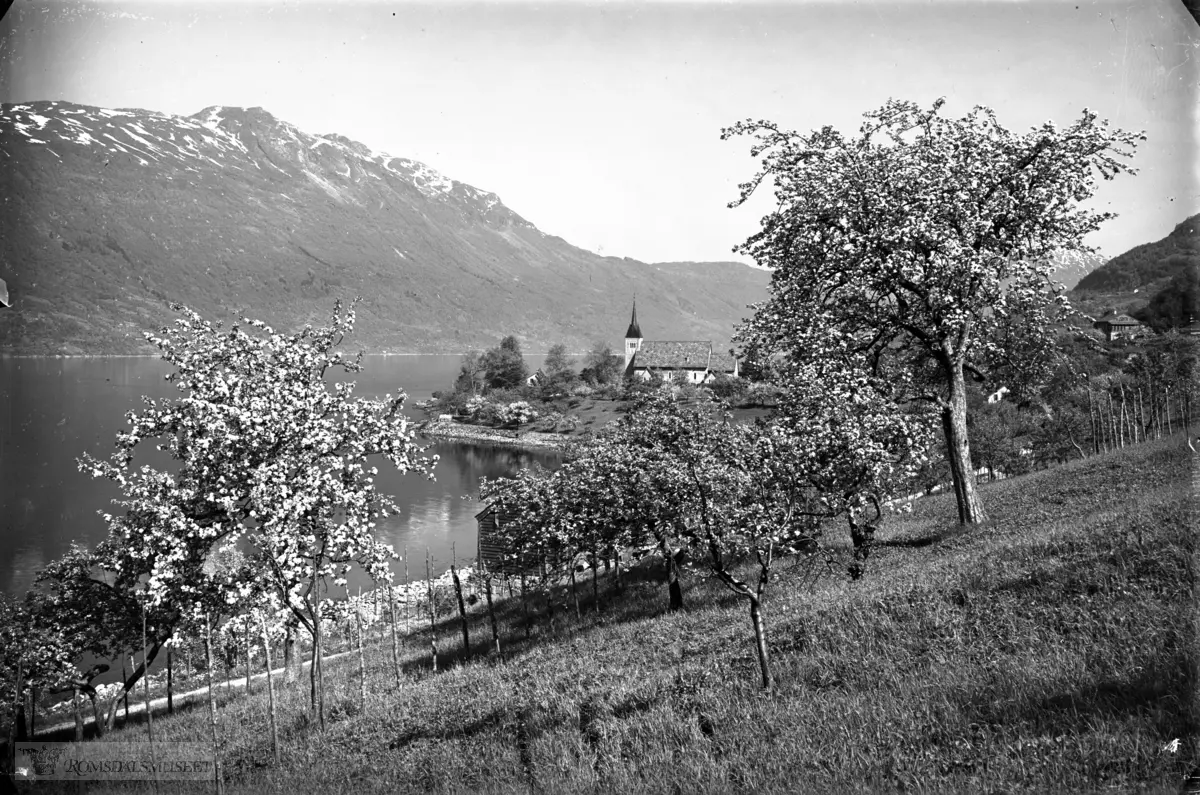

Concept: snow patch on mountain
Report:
left=1, top=100, right=538, bottom=231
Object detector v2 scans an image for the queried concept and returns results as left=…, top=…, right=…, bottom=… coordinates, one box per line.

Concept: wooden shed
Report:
left=475, top=503, right=563, bottom=577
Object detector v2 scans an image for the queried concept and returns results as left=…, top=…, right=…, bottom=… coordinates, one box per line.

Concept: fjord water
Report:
left=0, top=355, right=557, bottom=595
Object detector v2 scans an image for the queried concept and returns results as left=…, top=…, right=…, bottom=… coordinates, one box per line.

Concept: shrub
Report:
left=498, top=401, right=538, bottom=426
left=464, top=394, right=488, bottom=418
left=708, top=373, right=750, bottom=404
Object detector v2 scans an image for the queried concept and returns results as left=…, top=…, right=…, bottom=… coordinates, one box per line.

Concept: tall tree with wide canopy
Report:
left=725, top=98, right=1141, bottom=524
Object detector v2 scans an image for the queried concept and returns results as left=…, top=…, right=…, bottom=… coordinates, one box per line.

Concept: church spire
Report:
left=624, top=298, right=642, bottom=340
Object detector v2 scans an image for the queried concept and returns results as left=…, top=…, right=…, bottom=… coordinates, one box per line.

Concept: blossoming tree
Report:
left=80, top=301, right=436, bottom=725
left=725, top=98, right=1142, bottom=524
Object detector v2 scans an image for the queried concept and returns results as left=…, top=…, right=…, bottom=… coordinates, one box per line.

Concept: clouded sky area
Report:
left=1, top=0, right=1196, bottom=263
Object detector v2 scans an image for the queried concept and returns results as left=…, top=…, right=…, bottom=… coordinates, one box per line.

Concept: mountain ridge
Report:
left=0, top=100, right=769, bottom=355
left=1074, top=213, right=1198, bottom=294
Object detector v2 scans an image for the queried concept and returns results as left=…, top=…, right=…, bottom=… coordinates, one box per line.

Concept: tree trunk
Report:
left=591, top=551, right=600, bottom=612
left=142, top=611, right=153, bottom=744
left=570, top=566, right=581, bottom=621
left=520, top=572, right=531, bottom=640
left=941, top=362, right=987, bottom=525
left=87, top=689, right=104, bottom=738
left=1137, top=387, right=1145, bottom=441
left=749, top=596, right=772, bottom=690
left=260, top=614, right=280, bottom=767
left=283, top=621, right=296, bottom=684
left=167, top=650, right=174, bottom=714
left=204, top=614, right=223, bottom=795
left=542, top=560, right=556, bottom=633
left=1166, top=388, right=1173, bottom=434
left=310, top=575, right=325, bottom=731
left=658, top=534, right=684, bottom=611
left=121, top=658, right=130, bottom=722
left=72, top=687, right=84, bottom=741
left=1107, top=390, right=1120, bottom=448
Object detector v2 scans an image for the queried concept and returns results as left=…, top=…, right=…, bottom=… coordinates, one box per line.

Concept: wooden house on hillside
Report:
left=1092, top=313, right=1144, bottom=342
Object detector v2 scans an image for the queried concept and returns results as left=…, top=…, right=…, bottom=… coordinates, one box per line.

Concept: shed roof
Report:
left=1096, top=314, right=1141, bottom=326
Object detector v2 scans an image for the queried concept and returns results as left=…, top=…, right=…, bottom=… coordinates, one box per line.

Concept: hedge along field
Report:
left=33, top=436, right=1196, bottom=794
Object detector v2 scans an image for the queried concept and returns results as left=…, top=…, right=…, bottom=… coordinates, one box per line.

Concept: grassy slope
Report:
left=58, top=438, right=1196, bottom=794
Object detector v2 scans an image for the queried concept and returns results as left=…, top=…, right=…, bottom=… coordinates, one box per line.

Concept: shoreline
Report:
left=419, top=420, right=576, bottom=451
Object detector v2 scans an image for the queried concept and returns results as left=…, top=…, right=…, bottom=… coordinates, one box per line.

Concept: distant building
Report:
left=1092, top=313, right=1143, bottom=342
left=622, top=301, right=739, bottom=384
left=986, top=386, right=1010, bottom=404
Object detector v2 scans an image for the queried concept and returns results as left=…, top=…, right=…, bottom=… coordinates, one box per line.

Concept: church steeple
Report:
left=624, top=299, right=642, bottom=340
left=624, top=298, right=643, bottom=369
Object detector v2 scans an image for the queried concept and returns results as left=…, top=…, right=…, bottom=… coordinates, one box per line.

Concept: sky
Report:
left=0, top=0, right=1196, bottom=264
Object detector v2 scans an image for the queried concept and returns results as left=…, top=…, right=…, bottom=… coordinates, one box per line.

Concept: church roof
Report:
left=709, top=349, right=738, bottom=374
left=633, top=340, right=712, bottom=370
left=624, top=301, right=642, bottom=339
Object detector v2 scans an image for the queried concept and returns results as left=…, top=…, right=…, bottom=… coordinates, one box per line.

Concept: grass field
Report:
left=21, top=437, right=1196, bottom=794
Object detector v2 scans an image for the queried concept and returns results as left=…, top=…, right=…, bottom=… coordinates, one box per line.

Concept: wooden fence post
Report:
left=483, top=562, right=501, bottom=657
left=426, top=549, right=438, bottom=672
left=451, top=542, right=470, bottom=659
left=356, top=587, right=366, bottom=710
left=388, top=583, right=401, bottom=687
left=404, top=548, right=411, bottom=640
left=167, top=648, right=174, bottom=714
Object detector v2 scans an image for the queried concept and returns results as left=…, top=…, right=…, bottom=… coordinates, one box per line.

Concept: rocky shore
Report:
left=418, top=419, right=575, bottom=451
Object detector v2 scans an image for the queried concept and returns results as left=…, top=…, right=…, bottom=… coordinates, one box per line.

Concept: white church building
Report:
left=621, top=301, right=739, bottom=384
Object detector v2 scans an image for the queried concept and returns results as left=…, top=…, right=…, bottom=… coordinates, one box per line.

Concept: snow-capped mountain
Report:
left=0, top=101, right=766, bottom=354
